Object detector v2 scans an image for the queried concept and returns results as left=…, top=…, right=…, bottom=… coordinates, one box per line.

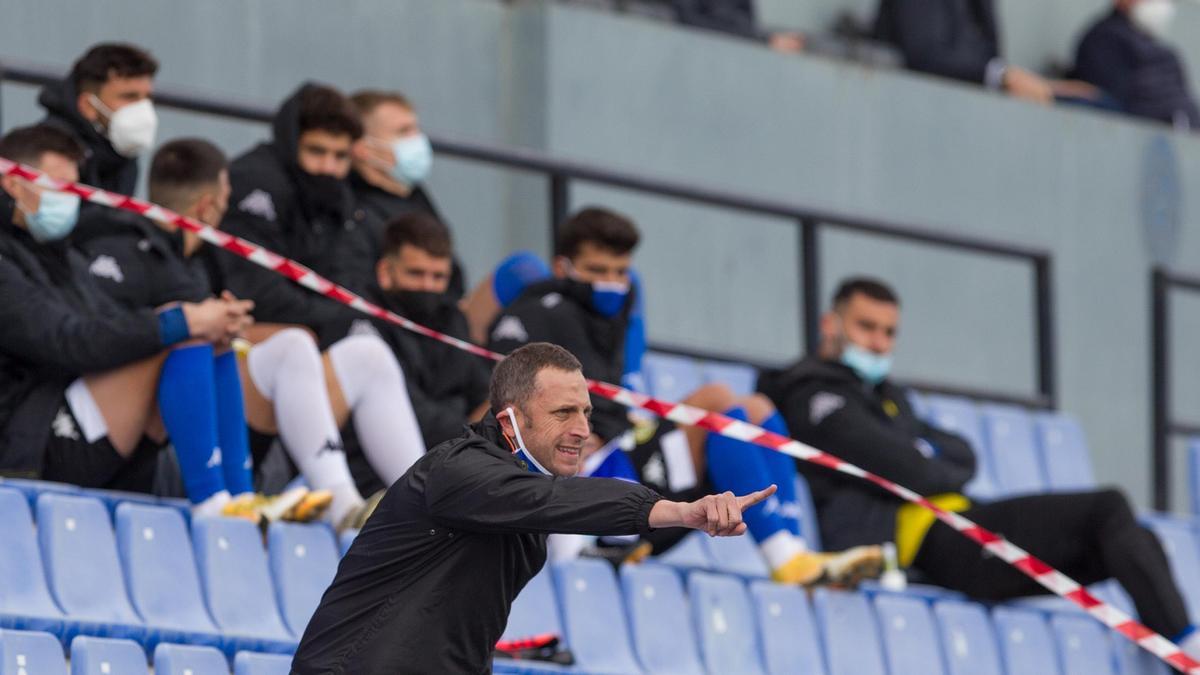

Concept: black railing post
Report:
left=1151, top=267, right=1170, bottom=512
left=548, top=174, right=569, bottom=254
left=0, top=60, right=5, bottom=132
left=800, top=218, right=821, bottom=354
left=1033, top=256, right=1057, bottom=408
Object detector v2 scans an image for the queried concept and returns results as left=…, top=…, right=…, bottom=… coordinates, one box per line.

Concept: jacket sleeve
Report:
left=0, top=253, right=164, bottom=373
left=425, top=449, right=662, bottom=536
left=888, top=0, right=997, bottom=83
left=917, top=422, right=977, bottom=474
left=783, top=385, right=975, bottom=496
left=1073, top=28, right=1135, bottom=106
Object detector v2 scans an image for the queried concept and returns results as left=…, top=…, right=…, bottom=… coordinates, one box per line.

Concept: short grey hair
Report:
left=489, top=342, right=583, bottom=413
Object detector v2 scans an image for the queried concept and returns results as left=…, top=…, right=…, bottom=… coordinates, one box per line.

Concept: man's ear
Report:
left=375, top=258, right=393, bottom=290
left=76, top=91, right=101, bottom=123
left=496, top=407, right=516, bottom=436
left=551, top=256, right=569, bottom=279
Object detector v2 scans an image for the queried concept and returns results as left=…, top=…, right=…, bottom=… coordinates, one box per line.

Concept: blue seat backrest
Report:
left=154, top=643, right=230, bottom=675
left=873, top=593, right=947, bottom=675
left=924, top=395, right=998, bottom=499
left=1190, top=439, right=1200, bottom=518
left=1143, top=515, right=1200, bottom=622
left=0, top=478, right=79, bottom=511
left=687, top=571, right=766, bottom=675
left=702, top=531, right=769, bottom=579
left=794, top=474, right=823, bottom=551
left=338, top=529, right=357, bottom=557
left=267, top=522, right=339, bottom=636
left=933, top=600, right=1003, bottom=675
left=192, top=517, right=294, bottom=642
left=980, top=404, right=1047, bottom=496
left=811, top=587, right=886, bottom=675
left=1035, top=413, right=1096, bottom=491
left=700, top=360, right=758, bottom=397
left=1051, top=613, right=1119, bottom=675
left=502, top=568, right=563, bottom=643
left=1090, top=581, right=1171, bottom=675
left=0, top=487, right=65, bottom=636
left=654, top=530, right=712, bottom=571
left=749, top=580, right=827, bottom=675
left=233, top=651, right=292, bottom=675
left=115, top=503, right=218, bottom=634
left=69, top=635, right=147, bottom=675
left=552, top=559, right=640, bottom=675
left=1, top=629, right=67, bottom=675
left=620, top=563, right=705, bottom=674
left=642, top=352, right=704, bottom=402
left=992, top=606, right=1062, bottom=675
left=907, top=389, right=930, bottom=420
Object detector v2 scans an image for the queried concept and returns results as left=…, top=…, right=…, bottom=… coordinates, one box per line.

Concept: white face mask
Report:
left=504, top=407, right=551, bottom=475
left=1130, top=0, right=1176, bottom=41
left=91, top=96, right=158, bottom=158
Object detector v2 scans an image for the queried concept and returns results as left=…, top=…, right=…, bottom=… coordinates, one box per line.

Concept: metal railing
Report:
left=1150, top=267, right=1200, bottom=511
left=0, top=57, right=1057, bottom=409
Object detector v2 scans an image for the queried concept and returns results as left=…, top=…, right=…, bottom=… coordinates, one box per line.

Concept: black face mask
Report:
left=386, top=289, right=455, bottom=324
left=292, top=169, right=350, bottom=221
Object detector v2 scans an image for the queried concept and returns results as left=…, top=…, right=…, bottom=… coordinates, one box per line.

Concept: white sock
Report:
left=759, top=530, right=808, bottom=570
left=193, top=490, right=232, bottom=519
left=327, top=334, right=426, bottom=485
left=247, top=328, right=364, bottom=524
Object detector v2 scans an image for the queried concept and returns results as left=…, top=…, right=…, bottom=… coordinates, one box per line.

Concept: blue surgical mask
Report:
left=23, top=190, right=81, bottom=243
left=590, top=280, right=631, bottom=317
left=389, top=133, right=432, bottom=186
left=840, top=342, right=892, bottom=385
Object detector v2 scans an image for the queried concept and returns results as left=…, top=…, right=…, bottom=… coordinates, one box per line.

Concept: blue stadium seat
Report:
left=267, top=522, right=339, bottom=636
left=0, top=478, right=80, bottom=510
left=502, top=569, right=563, bottom=643
left=991, top=606, right=1061, bottom=675
left=932, top=600, right=1003, bottom=675
left=907, top=389, right=930, bottom=420
left=1035, top=412, right=1097, bottom=491
left=687, top=571, right=766, bottom=675
left=70, top=636, right=148, bottom=675
left=873, top=593, right=947, bottom=675
left=233, top=651, right=292, bottom=675
left=0, top=629, right=68, bottom=675
left=859, top=581, right=965, bottom=604
left=653, top=530, right=711, bottom=571
left=88, top=489, right=161, bottom=521
left=980, top=404, right=1047, bottom=496
left=114, top=503, right=225, bottom=652
left=642, top=352, right=704, bottom=402
left=811, top=587, right=887, bottom=675
left=1090, top=581, right=1170, bottom=675
left=37, top=494, right=147, bottom=647
left=1051, top=613, right=1119, bottom=675
left=1143, top=515, right=1200, bottom=622
left=492, top=661, right=575, bottom=674
left=1190, top=440, right=1200, bottom=518
left=192, top=518, right=298, bottom=655
left=154, top=643, right=230, bottom=675
left=700, top=360, right=758, bottom=397
left=0, top=487, right=71, bottom=638
left=552, top=559, right=640, bottom=675
left=924, top=395, right=999, bottom=499
left=157, top=498, right=193, bottom=527
left=620, top=563, right=704, bottom=674
left=702, top=530, right=769, bottom=578
left=749, top=580, right=826, bottom=675
left=794, top=475, right=823, bottom=551
left=338, top=529, right=357, bottom=556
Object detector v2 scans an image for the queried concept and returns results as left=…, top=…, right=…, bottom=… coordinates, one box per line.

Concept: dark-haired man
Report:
left=38, top=43, right=159, bottom=194
left=293, top=341, right=777, bottom=674
left=760, top=276, right=1200, bottom=651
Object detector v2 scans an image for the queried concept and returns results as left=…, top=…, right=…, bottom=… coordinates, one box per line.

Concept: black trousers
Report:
left=913, top=488, right=1190, bottom=638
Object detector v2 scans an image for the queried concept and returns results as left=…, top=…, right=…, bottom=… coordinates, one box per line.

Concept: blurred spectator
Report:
left=1073, top=0, right=1200, bottom=129
left=38, top=43, right=158, bottom=194
left=348, top=90, right=464, bottom=298
left=874, top=0, right=1097, bottom=104
left=670, top=0, right=805, bottom=52
left=760, top=277, right=1196, bottom=646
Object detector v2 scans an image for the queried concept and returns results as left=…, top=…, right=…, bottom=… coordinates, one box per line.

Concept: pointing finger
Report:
left=736, top=484, right=778, bottom=511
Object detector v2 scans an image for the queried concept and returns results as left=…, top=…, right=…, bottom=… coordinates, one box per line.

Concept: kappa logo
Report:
left=641, top=454, right=666, bottom=488
left=317, top=439, right=344, bottom=456
left=491, top=316, right=529, bottom=343
left=540, top=293, right=563, bottom=309
left=206, top=447, right=223, bottom=469
left=88, top=255, right=125, bottom=283
left=348, top=318, right=382, bottom=339
left=238, top=189, right=277, bottom=221
left=809, top=391, right=845, bottom=426
left=51, top=407, right=80, bottom=441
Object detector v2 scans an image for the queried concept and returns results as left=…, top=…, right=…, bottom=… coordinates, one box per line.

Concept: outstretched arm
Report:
left=649, top=484, right=777, bottom=537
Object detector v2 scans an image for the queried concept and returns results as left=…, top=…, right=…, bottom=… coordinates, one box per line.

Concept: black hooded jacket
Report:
left=758, top=356, right=976, bottom=551
left=0, top=199, right=170, bottom=475
left=215, top=84, right=378, bottom=345
left=486, top=277, right=633, bottom=444
left=38, top=78, right=140, bottom=195
left=292, top=413, right=662, bottom=674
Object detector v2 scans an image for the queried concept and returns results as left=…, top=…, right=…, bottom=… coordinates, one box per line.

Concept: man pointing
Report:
left=292, top=342, right=774, bottom=673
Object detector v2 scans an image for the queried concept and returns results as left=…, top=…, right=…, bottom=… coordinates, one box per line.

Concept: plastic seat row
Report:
left=0, top=487, right=340, bottom=660
left=0, top=630, right=291, bottom=674
left=641, top=351, right=759, bottom=400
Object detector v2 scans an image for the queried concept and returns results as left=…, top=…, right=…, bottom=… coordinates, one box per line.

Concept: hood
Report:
left=37, top=78, right=127, bottom=172
left=269, top=82, right=355, bottom=222
left=757, top=354, right=863, bottom=403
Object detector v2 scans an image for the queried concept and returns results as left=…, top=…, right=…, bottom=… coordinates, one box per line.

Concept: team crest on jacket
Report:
left=238, top=189, right=277, bottom=221
left=88, top=255, right=125, bottom=283
left=491, top=316, right=529, bottom=343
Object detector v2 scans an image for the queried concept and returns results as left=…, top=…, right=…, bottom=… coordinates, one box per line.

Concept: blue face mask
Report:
left=590, top=280, right=631, bottom=318
left=504, top=407, right=551, bottom=475
left=840, top=342, right=892, bottom=385
left=389, top=133, right=433, bottom=186
left=23, top=190, right=81, bottom=243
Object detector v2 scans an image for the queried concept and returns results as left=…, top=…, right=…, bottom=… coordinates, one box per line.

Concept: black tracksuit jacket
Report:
left=758, top=356, right=976, bottom=551
left=37, top=78, right=140, bottom=196
left=291, top=413, right=662, bottom=674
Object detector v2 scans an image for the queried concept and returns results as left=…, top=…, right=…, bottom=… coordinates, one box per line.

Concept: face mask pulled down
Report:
left=840, top=342, right=893, bottom=386
left=504, top=407, right=551, bottom=476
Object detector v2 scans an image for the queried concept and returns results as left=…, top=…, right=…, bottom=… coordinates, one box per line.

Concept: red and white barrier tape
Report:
left=1, top=156, right=1195, bottom=673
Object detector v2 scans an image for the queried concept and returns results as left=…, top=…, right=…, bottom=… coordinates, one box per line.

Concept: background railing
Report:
left=1151, top=267, right=1200, bottom=511
left=0, top=57, right=1057, bottom=410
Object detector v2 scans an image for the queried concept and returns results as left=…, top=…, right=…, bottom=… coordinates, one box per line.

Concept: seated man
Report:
left=38, top=42, right=158, bottom=194
left=1073, top=0, right=1200, bottom=129
left=489, top=207, right=880, bottom=585
left=760, top=277, right=1199, bottom=651
left=75, top=137, right=427, bottom=528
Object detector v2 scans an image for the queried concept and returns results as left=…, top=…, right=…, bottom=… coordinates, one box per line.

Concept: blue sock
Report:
left=759, top=411, right=801, bottom=535
left=705, top=406, right=791, bottom=544
left=213, top=351, right=254, bottom=495
left=157, top=344, right=225, bottom=504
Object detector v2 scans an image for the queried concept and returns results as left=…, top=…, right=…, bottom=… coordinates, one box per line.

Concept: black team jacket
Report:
left=291, top=413, right=662, bottom=674
left=37, top=77, right=140, bottom=196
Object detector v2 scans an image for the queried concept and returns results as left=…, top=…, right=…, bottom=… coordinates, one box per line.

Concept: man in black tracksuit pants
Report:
left=292, top=342, right=775, bottom=674
left=759, top=276, right=1193, bottom=642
